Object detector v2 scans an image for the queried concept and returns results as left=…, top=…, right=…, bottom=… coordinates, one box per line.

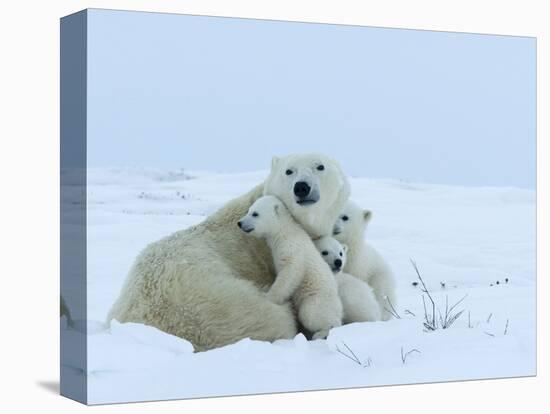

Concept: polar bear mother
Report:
left=108, top=153, right=351, bottom=351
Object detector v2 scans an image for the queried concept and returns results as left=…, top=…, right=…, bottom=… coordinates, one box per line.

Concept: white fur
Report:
left=239, top=196, right=343, bottom=339
left=107, top=153, right=350, bottom=351
left=333, top=201, right=397, bottom=321
left=314, top=236, right=381, bottom=323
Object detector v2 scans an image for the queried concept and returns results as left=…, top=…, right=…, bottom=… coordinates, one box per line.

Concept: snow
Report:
left=61, top=168, right=535, bottom=404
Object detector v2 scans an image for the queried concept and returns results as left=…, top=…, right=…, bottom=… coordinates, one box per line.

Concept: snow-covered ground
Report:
left=62, top=168, right=536, bottom=404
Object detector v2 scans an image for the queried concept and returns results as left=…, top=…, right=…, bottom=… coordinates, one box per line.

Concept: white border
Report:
left=0, top=1, right=546, bottom=412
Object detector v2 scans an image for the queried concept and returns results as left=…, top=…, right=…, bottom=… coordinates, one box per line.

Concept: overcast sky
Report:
left=87, top=9, right=536, bottom=188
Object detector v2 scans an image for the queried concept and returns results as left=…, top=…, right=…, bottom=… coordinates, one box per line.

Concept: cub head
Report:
left=333, top=201, right=372, bottom=245
left=237, top=195, right=287, bottom=238
left=314, top=236, right=348, bottom=274
left=263, top=153, right=350, bottom=238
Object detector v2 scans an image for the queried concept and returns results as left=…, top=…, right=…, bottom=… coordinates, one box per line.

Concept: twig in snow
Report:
left=421, top=295, right=436, bottom=331
left=484, top=331, right=495, bottom=337
left=401, top=346, right=421, bottom=364
left=335, top=342, right=372, bottom=368
left=343, top=342, right=361, bottom=363
left=468, top=311, right=472, bottom=329
left=439, top=294, right=468, bottom=329
left=404, top=309, right=416, bottom=317
left=504, top=319, right=509, bottom=335
left=384, top=295, right=401, bottom=319
left=446, top=294, right=468, bottom=317
left=412, top=259, right=437, bottom=330
left=335, top=344, right=361, bottom=365
left=487, top=313, right=493, bottom=323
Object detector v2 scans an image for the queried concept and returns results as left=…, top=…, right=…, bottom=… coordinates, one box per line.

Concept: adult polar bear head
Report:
left=264, top=153, right=350, bottom=238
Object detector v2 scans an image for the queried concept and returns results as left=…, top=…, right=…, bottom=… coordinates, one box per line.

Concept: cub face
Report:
left=333, top=201, right=372, bottom=244
left=237, top=195, right=285, bottom=238
left=314, top=236, right=347, bottom=274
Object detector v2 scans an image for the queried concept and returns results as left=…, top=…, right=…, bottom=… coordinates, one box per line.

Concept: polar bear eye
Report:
left=317, top=164, right=325, bottom=171
left=342, top=215, right=349, bottom=221
left=339, top=252, right=343, bottom=257
left=322, top=251, right=328, bottom=256
left=252, top=212, right=259, bottom=217
left=285, top=169, right=293, bottom=176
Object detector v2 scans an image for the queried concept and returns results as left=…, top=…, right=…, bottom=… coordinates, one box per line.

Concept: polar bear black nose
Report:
left=237, top=221, right=242, bottom=228
left=334, top=259, right=342, bottom=268
left=294, top=181, right=311, bottom=198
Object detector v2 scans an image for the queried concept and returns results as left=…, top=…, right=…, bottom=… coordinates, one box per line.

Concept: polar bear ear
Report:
left=271, top=156, right=280, bottom=170
left=342, top=244, right=348, bottom=253
left=364, top=210, right=373, bottom=223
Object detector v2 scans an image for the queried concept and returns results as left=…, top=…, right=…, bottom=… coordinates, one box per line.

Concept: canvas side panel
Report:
left=60, top=9, right=87, bottom=405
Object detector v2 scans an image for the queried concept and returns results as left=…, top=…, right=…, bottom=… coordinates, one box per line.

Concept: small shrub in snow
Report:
left=410, top=259, right=467, bottom=332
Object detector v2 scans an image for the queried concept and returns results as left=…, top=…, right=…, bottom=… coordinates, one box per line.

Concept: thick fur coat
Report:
left=239, top=196, right=343, bottom=339
left=314, top=236, right=381, bottom=324
left=333, top=202, right=397, bottom=321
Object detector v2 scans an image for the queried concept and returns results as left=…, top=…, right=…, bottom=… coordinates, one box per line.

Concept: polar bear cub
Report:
left=333, top=201, right=397, bottom=321
left=314, top=236, right=381, bottom=324
left=238, top=195, right=343, bottom=339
